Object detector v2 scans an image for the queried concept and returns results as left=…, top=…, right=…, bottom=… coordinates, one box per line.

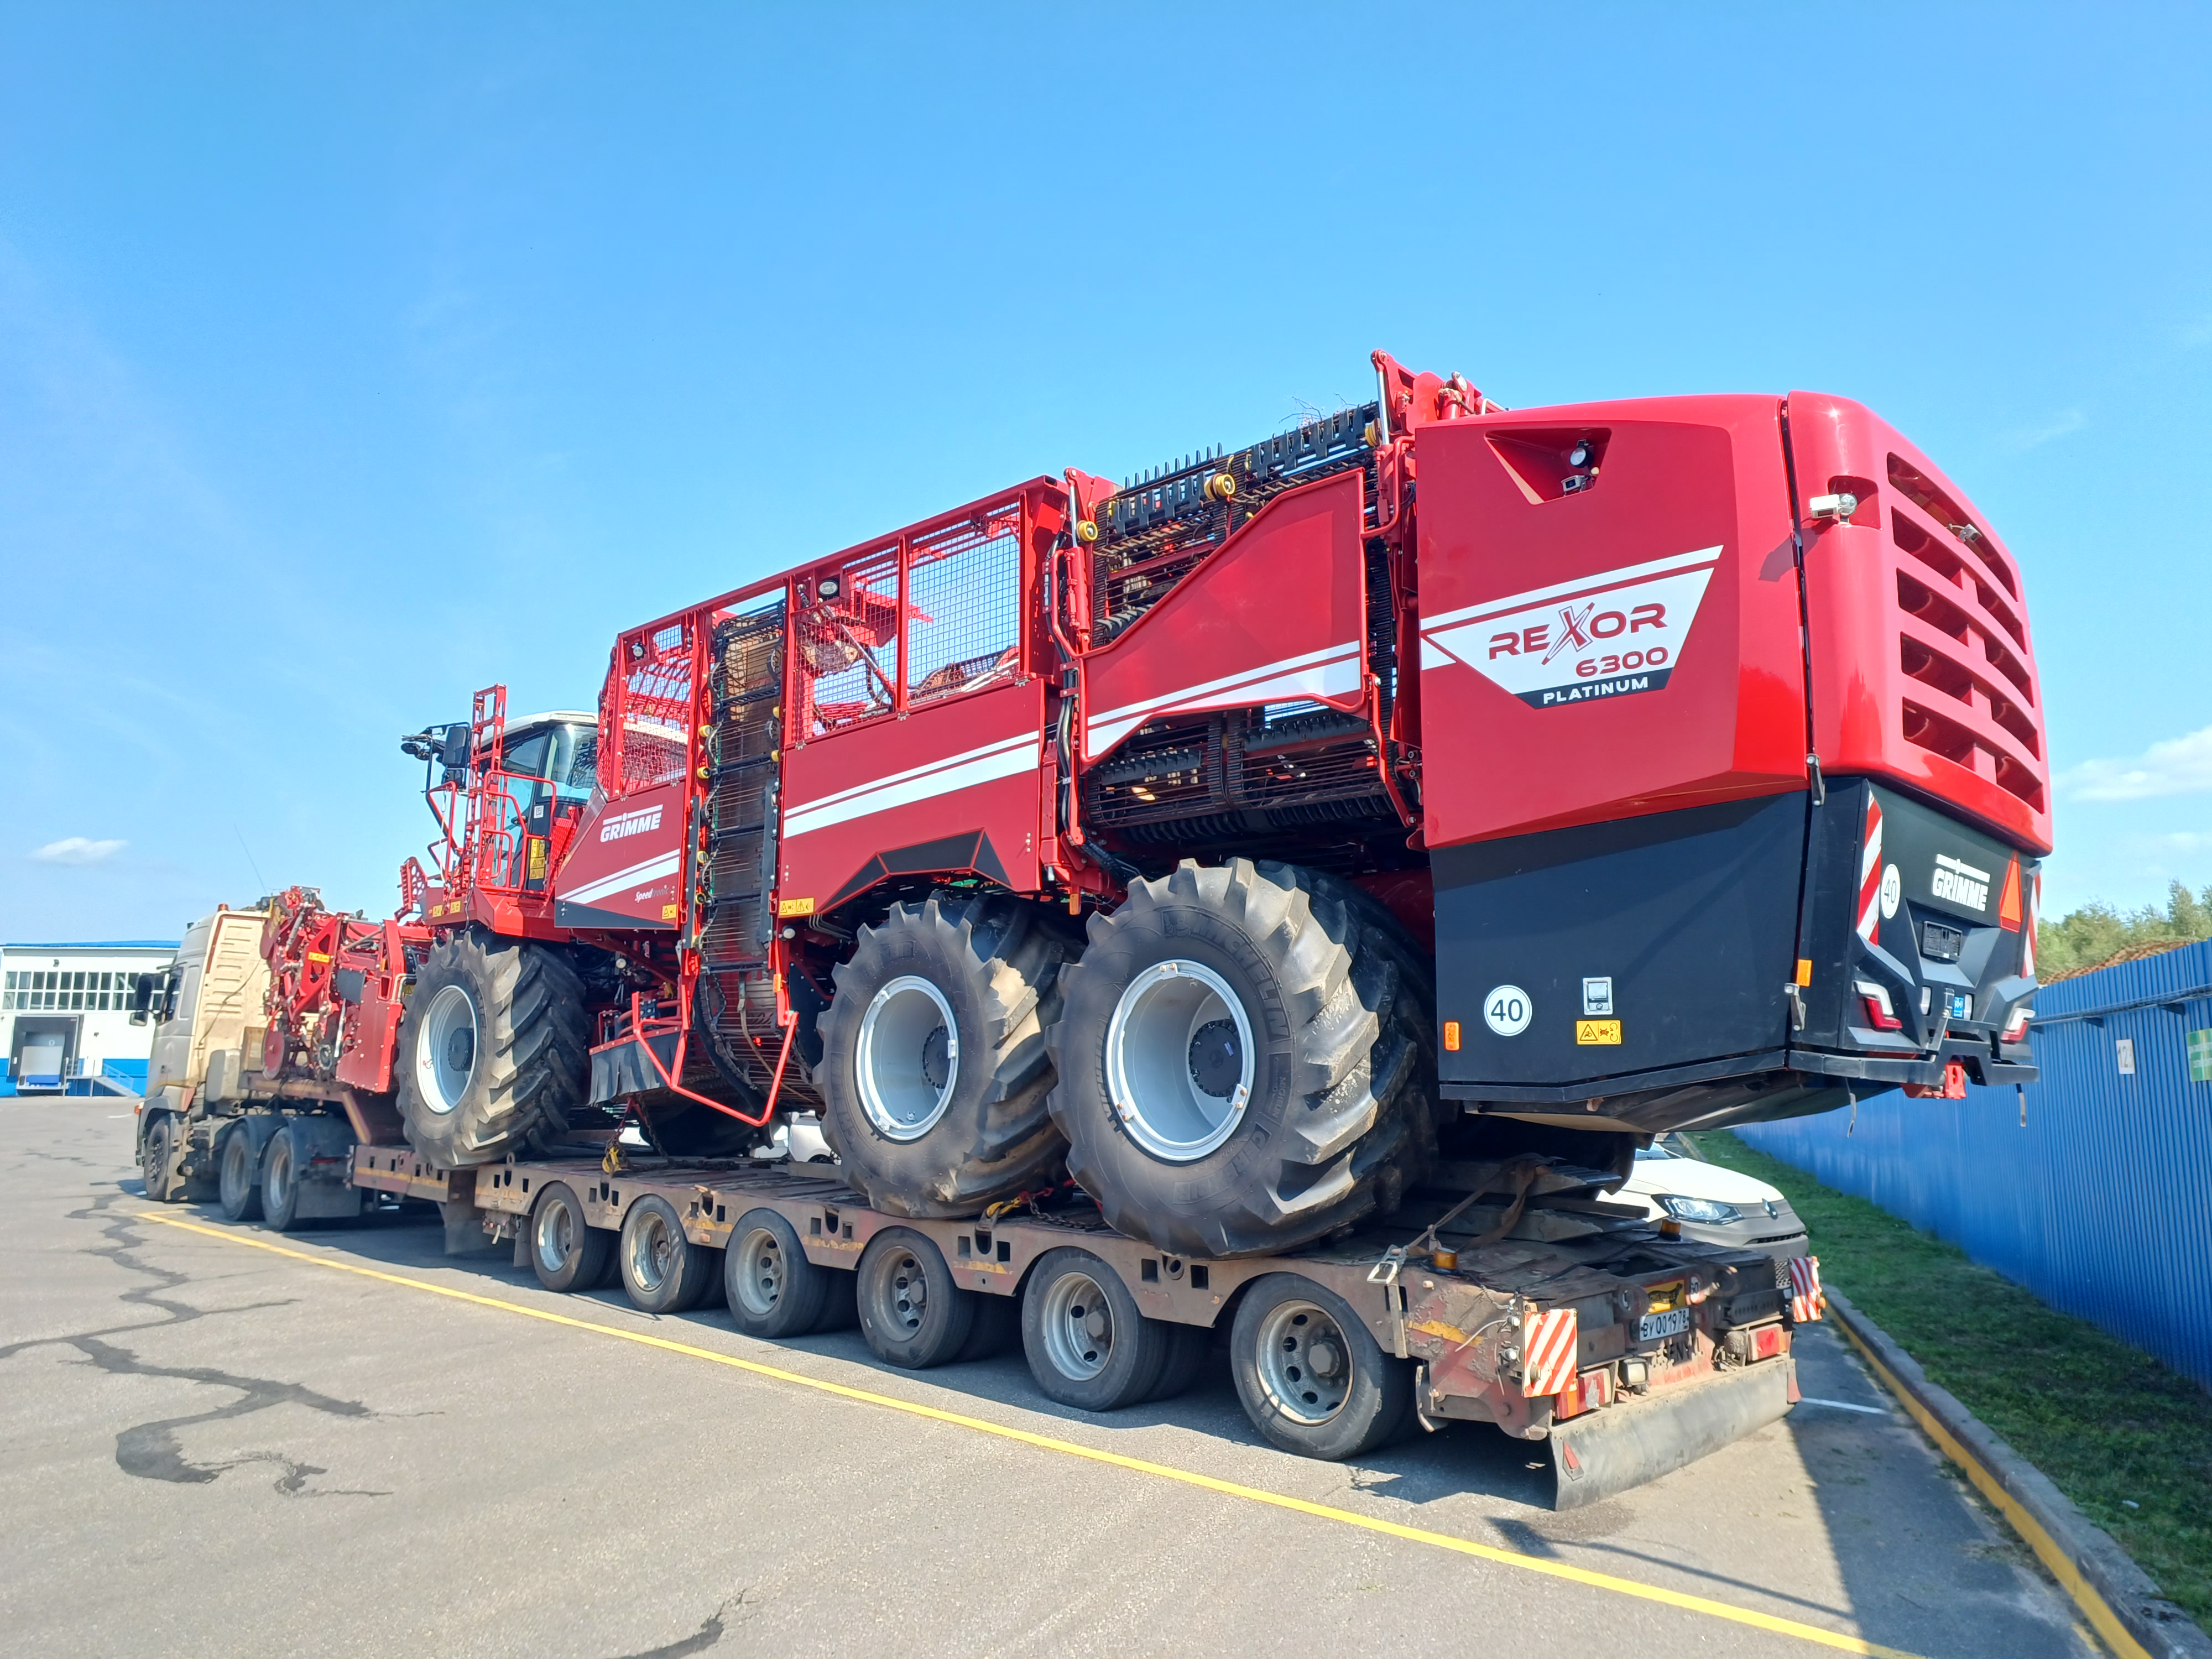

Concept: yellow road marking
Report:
left=135, top=1209, right=1918, bottom=1658
left=1832, top=1317, right=2150, bottom=1659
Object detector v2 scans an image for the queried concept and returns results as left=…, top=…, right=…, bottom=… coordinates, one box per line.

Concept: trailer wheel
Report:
left=1019, top=1247, right=1171, bottom=1410
left=855, top=1227, right=976, bottom=1368
left=723, top=1208, right=832, bottom=1338
left=1148, top=1322, right=1213, bottom=1402
left=530, top=1182, right=611, bottom=1293
left=819, top=895, right=1070, bottom=1219
left=395, top=926, right=589, bottom=1167
left=1046, top=860, right=1436, bottom=1259
left=619, top=1194, right=720, bottom=1314
left=141, top=1115, right=180, bottom=1203
left=1229, top=1273, right=1412, bottom=1460
left=217, top=1126, right=263, bottom=1223
left=260, top=1125, right=305, bottom=1232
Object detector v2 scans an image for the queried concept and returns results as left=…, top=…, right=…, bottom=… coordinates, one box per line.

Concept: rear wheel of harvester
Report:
left=395, top=926, right=589, bottom=1166
left=619, top=1195, right=721, bottom=1314
left=217, top=1126, right=262, bottom=1223
left=1230, top=1273, right=1413, bottom=1460
left=260, top=1125, right=305, bottom=1232
left=140, top=1115, right=180, bottom=1203
left=1045, top=859, right=1436, bottom=1260
left=530, top=1182, right=611, bottom=1293
left=819, top=895, right=1070, bottom=1219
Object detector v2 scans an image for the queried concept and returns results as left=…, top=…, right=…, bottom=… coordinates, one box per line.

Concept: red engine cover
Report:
left=1413, top=396, right=1810, bottom=847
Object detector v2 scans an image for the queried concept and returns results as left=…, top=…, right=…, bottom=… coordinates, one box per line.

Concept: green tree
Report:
left=2035, top=880, right=2212, bottom=977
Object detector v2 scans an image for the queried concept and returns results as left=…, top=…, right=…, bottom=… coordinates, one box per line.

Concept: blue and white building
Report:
left=1, top=940, right=178, bottom=1095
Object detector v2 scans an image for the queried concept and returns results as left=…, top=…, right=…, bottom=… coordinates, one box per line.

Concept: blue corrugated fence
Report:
left=1738, top=939, right=2212, bottom=1388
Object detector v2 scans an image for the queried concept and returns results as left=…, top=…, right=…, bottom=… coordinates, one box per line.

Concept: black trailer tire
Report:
left=395, top=926, right=589, bottom=1167
left=217, top=1125, right=263, bottom=1223
left=957, top=1291, right=1020, bottom=1363
left=819, top=895, right=1070, bottom=1219
left=141, top=1114, right=180, bottom=1203
left=1147, top=1321, right=1212, bottom=1403
left=723, top=1208, right=831, bottom=1338
left=530, top=1182, right=611, bottom=1293
left=260, top=1124, right=305, bottom=1232
left=1229, top=1272, right=1412, bottom=1460
left=1046, top=859, right=1435, bottom=1259
left=1019, top=1247, right=1171, bottom=1411
left=619, top=1194, right=719, bottom=1314
left=855, top=1227, right=975, bottom=1368
left=810, top=1269, right=860, bottom=1333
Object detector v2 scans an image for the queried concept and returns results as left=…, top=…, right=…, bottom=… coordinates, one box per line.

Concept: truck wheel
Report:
left=819, top=895, right=1069, bottom=1219
left=1229, top=1273, right=1412, bottom=1460
left=855, top=1227, right=975, bottom=1368
left=217, top=1126, right=263, bottom=1223
left=619, top=1195, right=719, bottom=1314
left=260, top=1125, right=305, bottom=1232
left=396, top=926, right=589, bottom=1166
left=723, top=1208, right=831, bottom=1338
left=1020, top=1247, right=1170, bottom=1410
left=1046, top=860, right=1434, bottom=1259
left=1149, top=1322, right=1212, bottom=1402
left=530, top=1182, right=611, bottom=1293
left=141, top=1115, right=180, bottom=1203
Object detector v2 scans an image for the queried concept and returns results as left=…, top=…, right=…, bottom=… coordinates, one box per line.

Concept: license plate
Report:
left=1639, top=1307, right=1691, bottom=1342
left=1949, top=992, right=1973, bottom=1020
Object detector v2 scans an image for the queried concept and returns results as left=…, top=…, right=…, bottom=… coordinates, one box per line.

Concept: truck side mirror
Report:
left=128, top=972, right=157, bottom=1025
left=441, top=723, right=472, bottom=769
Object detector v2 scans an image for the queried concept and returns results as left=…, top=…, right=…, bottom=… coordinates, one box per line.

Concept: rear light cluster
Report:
left=1888, top=455, right=2046, bottom=815
left=1855, top=979, right=1903, bottom=1032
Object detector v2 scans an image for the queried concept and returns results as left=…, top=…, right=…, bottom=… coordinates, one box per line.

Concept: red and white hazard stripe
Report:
left=1787, top=1255, right=1824, bottom=1323
left=1521, top=1306, right=1579, bottom=1397
left=1855, top=796, right=1885, bottom=945
left=2022, top=871, right=2040, bottom=978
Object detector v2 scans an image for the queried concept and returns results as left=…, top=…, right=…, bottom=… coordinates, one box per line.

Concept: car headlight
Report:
left=1657, top=1194, right=1740, bottom=1224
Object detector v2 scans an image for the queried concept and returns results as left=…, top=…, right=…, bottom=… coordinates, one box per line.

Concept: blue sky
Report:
left=3, top=4, right=2208, bottom=940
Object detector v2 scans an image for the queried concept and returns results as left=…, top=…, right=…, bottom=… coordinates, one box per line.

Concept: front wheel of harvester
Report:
left=395, top=926, right=589, bottom=1166
left=1019, top=1247, right=1170, bottom=1410
left=216, top=1126, right=262, bottom=1224
left=723, top=1208, right=832, bottom=1338
left=1229, top=1273, right=1412, bottom=1460
left=260, top=1124, right=306, bottom=1232
left=854, top=1227, right=975, bottom=1368
left=530, top=1182, right=611, bottom=1293
left=1045, top=859, right=1435, bottom=1260
left=619, top=1195, right=719, bottom=1314
left=140, top=1115, right=180, bottom=1203
left=818, top=895, right=1070, bottom=1219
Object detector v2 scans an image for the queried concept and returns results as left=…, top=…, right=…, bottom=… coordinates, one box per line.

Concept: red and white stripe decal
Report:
left=1856, top=796, right=1885, bottom=945
left=1521, top=1306, right=1579, bottom=1397
left=1788, top=1255, right=1824, bottom=1323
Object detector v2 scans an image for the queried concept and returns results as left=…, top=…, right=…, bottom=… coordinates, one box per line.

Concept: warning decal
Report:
left=1418, top=546, right=1720, bottom=709
left=1575, top=1019, right=1623, bottom=1046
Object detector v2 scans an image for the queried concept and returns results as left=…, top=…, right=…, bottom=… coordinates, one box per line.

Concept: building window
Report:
left=3, top=971, right=14, bottom=989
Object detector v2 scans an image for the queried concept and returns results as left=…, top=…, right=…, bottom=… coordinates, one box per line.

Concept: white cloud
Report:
left=2060, top=723, right=2212, bottom=801
left=30, top=837, right=127, bottom=865
left=2002, top=408, right=2085, bottom=450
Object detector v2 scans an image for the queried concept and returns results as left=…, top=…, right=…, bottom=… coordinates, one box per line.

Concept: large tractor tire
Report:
left=818, top=894, right=1069, bottom=1219
left=395, top=926, right=589, bottom=1166
left=1046, top=859, right=1437, bottom=1260
left=641, top=1099, right=773, bottom=1160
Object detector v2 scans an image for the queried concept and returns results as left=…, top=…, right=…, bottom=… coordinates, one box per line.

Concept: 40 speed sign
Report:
left=1483, top=985, right=1533, bottom=1036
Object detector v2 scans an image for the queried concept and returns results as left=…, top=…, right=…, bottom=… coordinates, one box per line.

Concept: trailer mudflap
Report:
left=1549, top=1357, right=1793, bottom=1510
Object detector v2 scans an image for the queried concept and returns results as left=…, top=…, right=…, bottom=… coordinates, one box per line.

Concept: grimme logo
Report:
left=1932, top=853, right=1991, bottom=912
left=1420, top=547, right=1720, bottom=708
left=599, top=804, right=664, bottom=844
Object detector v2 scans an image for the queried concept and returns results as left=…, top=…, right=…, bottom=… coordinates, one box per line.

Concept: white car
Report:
left=1618, top=1134, right=1808, bottom=1262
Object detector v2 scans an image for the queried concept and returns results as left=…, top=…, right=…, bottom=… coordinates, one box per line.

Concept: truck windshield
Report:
left=500, top=723, right=599, bottom=803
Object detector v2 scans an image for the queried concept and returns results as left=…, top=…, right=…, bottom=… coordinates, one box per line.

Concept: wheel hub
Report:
left=856, top=977, right=959, bottom=1142
left=1256, top=1300, right=1352, bottom=1424
left=886, top=1251, right=927, bottom=1332
left=1104, top=959, right=1256, bottom=1162
left=1040, top=1269, right=1116, bottom=1381
left=735, top=1227, right=784, bottom=1316
left=414, top=983, right=481, bottom=1117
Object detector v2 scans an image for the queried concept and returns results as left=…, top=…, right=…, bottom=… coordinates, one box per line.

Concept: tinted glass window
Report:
left=502, top=731, right=552, bottom=779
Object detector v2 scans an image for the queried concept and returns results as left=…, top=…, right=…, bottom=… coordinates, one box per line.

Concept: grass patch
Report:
left=1691, top=1130, right=2212, bottom=1630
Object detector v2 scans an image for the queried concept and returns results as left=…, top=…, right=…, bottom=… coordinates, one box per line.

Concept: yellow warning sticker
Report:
left=1575, top=1019, right=1622, bottom=1045
left=660, top=903, right=680, bottom=921
left=778, top=896, right=817, bottom=918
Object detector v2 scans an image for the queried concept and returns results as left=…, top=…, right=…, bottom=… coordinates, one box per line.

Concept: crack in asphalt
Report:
left=0, top=1187, right=393, bottom=1497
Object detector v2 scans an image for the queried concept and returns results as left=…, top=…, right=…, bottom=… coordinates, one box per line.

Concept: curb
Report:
left=1824, top=1287, right=2210, bottom=1659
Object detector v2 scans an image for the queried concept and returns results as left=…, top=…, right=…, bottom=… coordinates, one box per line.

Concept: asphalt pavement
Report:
left=1, top=1098, right=2101, bottom=1658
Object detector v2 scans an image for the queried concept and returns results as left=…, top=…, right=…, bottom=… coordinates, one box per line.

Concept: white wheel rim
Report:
left=1256, top=1298, right=1352, bottom=1425
left=1105, top=958, right=1254, bottom=1162
left=415, top=983, right=479, bottom=1116
left=1040, top=1269, right=1116, bottom=1382
left=536, top=1198, right=575, bottom=1274
left=855, top=976, right=959, bottom=1142
left=628, top=1209, right=676, bottom=1293
left=734, top=1225, right=784, bottom=1317
left=878, top=1247, right=928, bottom=1334
left=266, top=1140, right=293, bottom=1209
